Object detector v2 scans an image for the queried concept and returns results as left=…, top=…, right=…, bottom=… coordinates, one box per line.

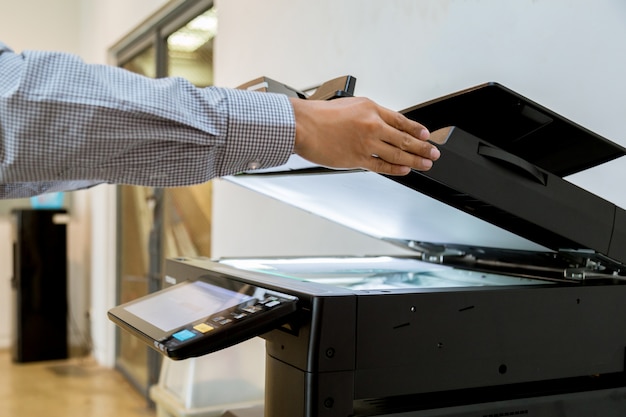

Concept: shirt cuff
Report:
left=217, top=88, right=295, bottom=176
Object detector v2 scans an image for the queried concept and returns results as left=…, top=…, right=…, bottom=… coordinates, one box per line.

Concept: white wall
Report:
left=0, top=221, right=12, bottom=347
left=0, top=0, right=86, bottom=349
left=211, top=0, right=626, bottom=259
left=0, top=0, right=170, bottom=363
left=0, top=0, right=82, bottom=54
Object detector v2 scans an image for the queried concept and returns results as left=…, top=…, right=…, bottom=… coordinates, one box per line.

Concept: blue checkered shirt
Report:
left=0, top=42, right=295, bottom=198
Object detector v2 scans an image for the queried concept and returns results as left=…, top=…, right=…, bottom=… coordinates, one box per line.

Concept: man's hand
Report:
left=289, top=97, right=440, bottom=175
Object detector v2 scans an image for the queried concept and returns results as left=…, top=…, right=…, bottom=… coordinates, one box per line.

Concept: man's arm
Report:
left=0, top=42, right=439, bottom=199
left=0, top=42, right=295, bottom=197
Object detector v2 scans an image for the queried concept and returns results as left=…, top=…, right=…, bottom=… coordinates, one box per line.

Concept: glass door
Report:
left=167, top=8, right=216, bottom=87
left=116, top=45, right=157, bottom=395
left=111, top=0, right=215, bottom=401
left=163, top=8, right=217, bottom=260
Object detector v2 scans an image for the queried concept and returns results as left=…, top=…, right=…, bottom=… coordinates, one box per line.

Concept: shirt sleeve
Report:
left=0, top=42, right=296, bottom=198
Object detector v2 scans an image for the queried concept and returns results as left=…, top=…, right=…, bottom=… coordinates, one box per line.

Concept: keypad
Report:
left=165, top=296, right=284, bottom=348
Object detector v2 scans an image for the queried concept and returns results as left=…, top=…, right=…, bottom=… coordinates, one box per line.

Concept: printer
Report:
left=110, top=81, right=626, bottom=416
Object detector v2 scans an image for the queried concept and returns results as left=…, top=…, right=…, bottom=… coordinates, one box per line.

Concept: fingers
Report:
left=362, top=148, right=435, bottom=176
left=379, top=130, right=440, bottom=167
left=382, top=107, right=431, bottom=142
left=370, top=157, right=412, bottom=176
left=371, top=107, right=440, bottom=174
left=289, top=96, right=441, bottom=176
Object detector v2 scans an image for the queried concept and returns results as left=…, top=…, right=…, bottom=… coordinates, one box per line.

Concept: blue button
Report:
left=172, top=329, right=196, bottom=342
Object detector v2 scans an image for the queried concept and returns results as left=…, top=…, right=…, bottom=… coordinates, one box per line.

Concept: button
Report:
left=265, top=300, right=281, bottom=308
left=242, top=305, right=263, bottom=314
left=218, top=318, right=233, bottom=325
left=231, top=313, right=247, bottom=320
left=165, top=339, right=180, bottom=347
left=172, top=329, right=196, bottom=342
left=193, top=323, right=215, bottom=333
left=247, top=160, right=261, bottom=170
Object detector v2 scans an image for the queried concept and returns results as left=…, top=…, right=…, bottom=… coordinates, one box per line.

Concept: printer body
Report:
left=113, top=82, right=626, bottom=416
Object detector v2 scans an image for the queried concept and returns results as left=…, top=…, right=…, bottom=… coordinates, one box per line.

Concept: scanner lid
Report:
left=402, top=82, right=625, bottom=178
left=226, top=83, right=626, bottom=272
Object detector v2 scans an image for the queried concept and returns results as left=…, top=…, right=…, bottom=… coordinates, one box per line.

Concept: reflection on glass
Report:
left=221, top=257, right=552, bottom=290
left=117, top=45, right=157, bottom=391
left=118, top=186, right=153, bottom=390
left=163, top=7, right=216, bottom=260
left=164, top=183, right=212, bottom=259
left=167, top=8, right=216, bottom=87
left=121, top=46, right=156, bottom=78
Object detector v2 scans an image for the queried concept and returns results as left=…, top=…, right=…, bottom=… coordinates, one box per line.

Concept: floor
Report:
left=0, top=349, right=156, bottom=417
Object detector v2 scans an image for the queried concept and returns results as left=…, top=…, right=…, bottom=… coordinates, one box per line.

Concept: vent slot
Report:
left=483, top=411, right=529, bottom=417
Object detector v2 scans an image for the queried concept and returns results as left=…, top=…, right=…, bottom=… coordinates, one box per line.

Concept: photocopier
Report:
left=110, top=78, right=626, bottom=416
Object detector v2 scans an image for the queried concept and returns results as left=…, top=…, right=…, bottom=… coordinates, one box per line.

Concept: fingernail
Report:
left=420, top=128, right=430, bottom=140
left=422, top=159, right=433, bottom=170
left=430, top=147, right=441, bottom=160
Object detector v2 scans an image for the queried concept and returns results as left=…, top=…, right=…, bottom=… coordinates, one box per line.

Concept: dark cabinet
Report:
left=11, top=209, right=68, bottom=362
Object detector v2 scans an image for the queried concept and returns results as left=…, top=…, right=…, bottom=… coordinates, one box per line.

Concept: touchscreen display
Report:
left=125, top=280, right=254, bottom=332
left=109, top=274, right=299, bottom=359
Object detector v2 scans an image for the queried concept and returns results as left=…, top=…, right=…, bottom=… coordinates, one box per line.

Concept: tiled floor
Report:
left=0, top=349, right=155, bottom=417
